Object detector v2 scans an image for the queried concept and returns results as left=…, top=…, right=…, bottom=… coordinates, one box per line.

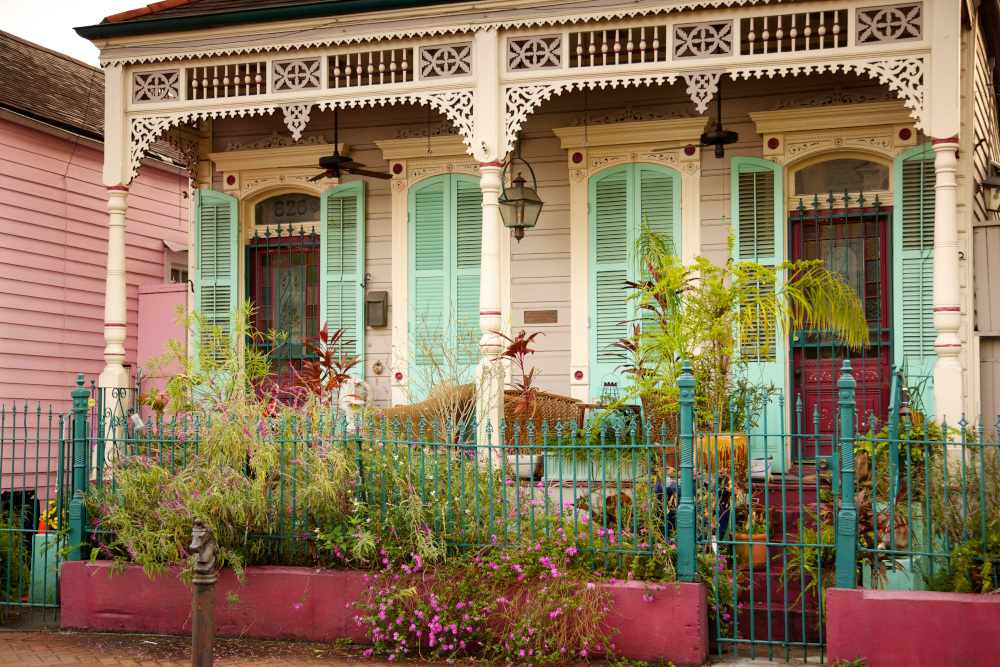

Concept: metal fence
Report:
left=3, top=363, right=998, bottom=662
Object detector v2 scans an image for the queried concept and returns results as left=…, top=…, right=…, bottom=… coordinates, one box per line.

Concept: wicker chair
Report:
left=502, top=390, right=583, bottom=447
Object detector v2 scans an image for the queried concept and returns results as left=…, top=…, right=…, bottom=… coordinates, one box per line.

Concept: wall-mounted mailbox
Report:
left=366, top=291, right=388, bottom=327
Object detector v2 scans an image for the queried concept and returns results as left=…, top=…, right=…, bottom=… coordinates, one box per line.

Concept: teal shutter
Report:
left=320, top=181, right=365, bottom=372
left=590, top=167, right=630, bottom=399
left=194, top=189, right=238, bottom=358
left=893, top=144, right=936, bottom=414
left=408, top=174, right=482, bottom=400
left=731, top=157, right=786, bottom=470
left=454, top=178, right=483, bottom=366
left=588, top=164, right=680, bottom=399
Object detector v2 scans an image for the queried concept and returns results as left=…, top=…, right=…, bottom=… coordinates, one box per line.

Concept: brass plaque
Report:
left=523, top=309, right=558, bottom=324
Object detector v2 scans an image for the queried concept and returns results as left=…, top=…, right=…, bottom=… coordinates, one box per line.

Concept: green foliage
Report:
left=0, top=512, right=29, bottom=607
left=614, top=224, right=868, bottom=431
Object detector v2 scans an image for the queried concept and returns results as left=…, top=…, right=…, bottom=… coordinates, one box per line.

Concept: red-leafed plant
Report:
left=494, top=330, right=545, bottom=416
left=290, top=322, right=361, bottom=403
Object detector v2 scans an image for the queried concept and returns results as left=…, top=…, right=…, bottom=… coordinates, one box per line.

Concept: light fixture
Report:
left=700, top=78, right=739, bottom=158
left=979, top=175, right=1000, bottom=213
left=499, top=134, right=544, bottom=242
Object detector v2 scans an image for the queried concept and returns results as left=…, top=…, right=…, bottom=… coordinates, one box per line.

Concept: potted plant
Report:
left=732, top=504, right=773, bottom=568
left=614, top=224, right=869, bottom=470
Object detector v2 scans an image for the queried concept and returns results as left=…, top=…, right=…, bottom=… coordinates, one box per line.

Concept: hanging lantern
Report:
left=499, top=134, right=544, bottom=242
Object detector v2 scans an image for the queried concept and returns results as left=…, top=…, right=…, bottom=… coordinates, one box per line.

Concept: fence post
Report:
left=676, top=361, right=697, bottom=582
left=68, top=374, right=90, bottom=560
left=834, top=360, right=858, bottom=589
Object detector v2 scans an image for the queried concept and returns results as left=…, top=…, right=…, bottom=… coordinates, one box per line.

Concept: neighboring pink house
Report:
left=0, top=30, right=190, bottom=413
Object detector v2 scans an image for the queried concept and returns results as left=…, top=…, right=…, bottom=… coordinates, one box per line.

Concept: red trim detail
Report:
left=931, top=138, right=959, bottom=145
left=934, top=344, right=962, bottom=348
left=933, top=307, right=960, bottom=312
left=104, top=323, right=127, bottom=328
left=107, top=186, right=130, bottom=192
left=479, top=311, right=502, bottom=316
left=479, top=162, right=504, bottom=168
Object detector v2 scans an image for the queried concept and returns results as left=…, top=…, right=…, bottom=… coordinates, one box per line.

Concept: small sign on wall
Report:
left=523, top=310, right=558, bottom=324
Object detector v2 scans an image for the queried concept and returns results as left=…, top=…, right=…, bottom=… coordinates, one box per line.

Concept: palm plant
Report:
left=618, top=222, right=869, bottom=431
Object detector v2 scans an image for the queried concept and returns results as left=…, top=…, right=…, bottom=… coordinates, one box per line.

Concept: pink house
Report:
left=0, top=30, right=190, bottom=414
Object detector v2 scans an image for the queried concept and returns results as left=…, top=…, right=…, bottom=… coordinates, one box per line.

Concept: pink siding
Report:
left=0, top=117, right=188, bottom=413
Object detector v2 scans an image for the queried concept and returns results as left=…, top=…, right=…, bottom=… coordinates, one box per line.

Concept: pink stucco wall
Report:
left=0, top=115, right=188, bottom=411
left=827, top=587, right=1000, bottom=667
left=61, top=561, right=709, bottom=667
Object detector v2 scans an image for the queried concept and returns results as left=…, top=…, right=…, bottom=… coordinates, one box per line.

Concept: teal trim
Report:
left=194, top=188, right=239, bottom=331
left=408, top=174, right=482, bottom=401
left=320, top=180, right=366, bottom=377
left=587, top=163, right=681, bottom=400
left=75, top=0, right=472, bottom=40
left=730, top=156, right=787, bottom=471
left=892, top=143, right=936, bottom=415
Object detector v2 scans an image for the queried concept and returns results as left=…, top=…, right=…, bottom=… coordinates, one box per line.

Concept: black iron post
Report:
left=190, top=518, right=218, bottom=667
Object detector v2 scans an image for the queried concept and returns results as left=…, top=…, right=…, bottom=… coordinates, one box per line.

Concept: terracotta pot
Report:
left=696, top=432, right=748, bottom=473
left=734, top=532, right=768, bottom=568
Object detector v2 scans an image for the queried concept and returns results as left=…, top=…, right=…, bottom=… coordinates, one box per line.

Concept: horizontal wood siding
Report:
left=0, top=117, right=188, bottom=413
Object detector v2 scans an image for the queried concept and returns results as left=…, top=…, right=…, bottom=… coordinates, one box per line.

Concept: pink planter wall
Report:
left=827, top=587, right=1000, bottom=667
left=61, top=561, right=709, bottom=667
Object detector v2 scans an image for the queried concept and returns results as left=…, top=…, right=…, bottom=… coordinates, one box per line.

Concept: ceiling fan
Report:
left=308, top=107, right=392, bottom=182
left=651, top=77, right=739, bottom=158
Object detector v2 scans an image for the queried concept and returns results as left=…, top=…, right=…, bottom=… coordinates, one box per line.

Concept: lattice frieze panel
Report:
left=420, top=44, right=473, bottom=78
left=133, top=70, right=180, bottom=103
left=329, top=48, right=413, bottom=88
left=569, top=26, right=668, bottom=67
left=507, top=36, right=562, bottom=71
left=857, top=4, right=922, bottom=45
left=272, top=58, right=321, bottom=91
left=187, top=62, right=266, bottom=99
left=674, top=21, right=733, bottom=59
left=740, top=9, right=848, bottom=55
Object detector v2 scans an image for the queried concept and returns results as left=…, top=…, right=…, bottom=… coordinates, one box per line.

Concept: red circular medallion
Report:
left=899, top=128, right=912, bottom=141
left=684, top=145, right=697, bottom=156
left=226, top=175, right=236, bottom=186
left=572, top=152, right=584, bottom=164
left=573, top=370, right=584, bottom=381
left=394, top=372, right=404, bottom=382
left=392, top=163, right=404, bottom=175
left=767, top=137, right=780, bottom=150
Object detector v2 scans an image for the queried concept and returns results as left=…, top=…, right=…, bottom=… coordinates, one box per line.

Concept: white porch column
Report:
left=99, top=186, right=131, bottom=391
left=931, top=138, right=963, bottom=425
left=476, top=163, right=506, bottom=450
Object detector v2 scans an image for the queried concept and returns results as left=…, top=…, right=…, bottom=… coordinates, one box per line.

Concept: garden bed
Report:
left=61, top=561, right=709, bottom=667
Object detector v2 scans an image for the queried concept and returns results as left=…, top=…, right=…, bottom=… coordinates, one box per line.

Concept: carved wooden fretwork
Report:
left=420, top=44, right=472, bottom=78
left=569, top=104, right=693, bottom=126
left=857, top=4, right=922, bottom=45
left=507, top=36, right=562, bottom=71
left=682, top=71, right=722, bottom=114
left=280, top=103, right=313, bottom=141
left=162, top=129, right=200, bottom=183
left=225, top=131, right=328, bottom=152
left=272, top=58, right=321, bottom=91
left=233, top=169, right=331, bottom=200
left=133, top=70, right=180, bottom=103
left=674, top=21, right=733, bottom=59
left=393, top=121, right=457, bottom=139
left=769, top=86, right=897, bottom=110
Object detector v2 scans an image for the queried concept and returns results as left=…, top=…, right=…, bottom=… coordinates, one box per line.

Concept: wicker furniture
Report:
left=502, top=390, right=583, bottom=446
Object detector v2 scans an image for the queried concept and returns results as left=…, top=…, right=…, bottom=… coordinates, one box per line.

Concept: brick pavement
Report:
left=0, top=631, right=373, bottom=666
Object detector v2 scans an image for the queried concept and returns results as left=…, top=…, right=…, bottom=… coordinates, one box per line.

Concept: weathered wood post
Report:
left=190, top=518, right=218, bottom=667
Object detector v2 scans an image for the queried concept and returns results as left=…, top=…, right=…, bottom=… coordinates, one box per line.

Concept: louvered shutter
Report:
left=320, top=181, right=365, bottom=371
left=194, top=189, right=238, bottom=361
left=410, top=178, right=448, bottom=386
left=893, top=144, right=935, bottom=412
left=589, top=168, right=630, bottom=399
left=454, top=177, right=482, bottom=366
left=637, top=165, right=681, bottom=246
left=731, top=157, right=785, bottom=467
